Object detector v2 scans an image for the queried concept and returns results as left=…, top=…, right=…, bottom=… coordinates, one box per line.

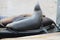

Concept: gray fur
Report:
left=6, top=4, right=42, bottom=31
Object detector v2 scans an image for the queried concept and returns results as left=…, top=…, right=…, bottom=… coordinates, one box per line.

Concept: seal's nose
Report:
left=34, top=3, right=41, bottom=11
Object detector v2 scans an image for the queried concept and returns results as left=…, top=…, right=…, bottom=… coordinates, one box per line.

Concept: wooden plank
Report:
left=1, top=32, right=60, bottom=40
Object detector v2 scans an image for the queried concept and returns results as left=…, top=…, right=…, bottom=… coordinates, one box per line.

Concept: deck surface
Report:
left=1, top=32, right=60, bottom=40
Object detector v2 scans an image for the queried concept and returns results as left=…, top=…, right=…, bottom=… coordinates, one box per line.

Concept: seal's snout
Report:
left=34, top=3, right=41, bottom=11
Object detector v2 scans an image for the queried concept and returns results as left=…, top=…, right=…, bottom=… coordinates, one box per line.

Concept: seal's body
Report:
left=6, top=4, right=42, bottom=31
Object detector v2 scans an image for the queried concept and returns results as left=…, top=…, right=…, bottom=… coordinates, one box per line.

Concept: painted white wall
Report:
left=0, top=0, right=57, bottom=22
left=39, top=0, right=57, bottom=22
left=0, top=0, right=7, bottom=16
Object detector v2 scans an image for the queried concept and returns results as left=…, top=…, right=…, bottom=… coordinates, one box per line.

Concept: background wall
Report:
left=0, top=0, right=57, bottom=22
left=57, top=0, right=60, bottom=25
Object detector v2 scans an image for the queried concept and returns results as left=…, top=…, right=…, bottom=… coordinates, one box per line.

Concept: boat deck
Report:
left=1, top=32, right=60, bottom=40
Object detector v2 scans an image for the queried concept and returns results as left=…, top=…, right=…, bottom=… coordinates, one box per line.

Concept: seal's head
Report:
left=34, top=3, right=41, bottom=11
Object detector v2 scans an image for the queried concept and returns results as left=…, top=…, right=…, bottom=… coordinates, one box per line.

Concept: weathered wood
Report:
left=1, top=32, right=60, bottom=40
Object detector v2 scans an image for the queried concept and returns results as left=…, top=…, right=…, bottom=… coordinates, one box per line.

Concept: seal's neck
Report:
left=34, top=9, right=42, bottom=19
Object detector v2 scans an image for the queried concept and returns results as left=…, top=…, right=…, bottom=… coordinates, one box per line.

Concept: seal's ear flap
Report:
left=34, top=3, right=41, bottom=11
